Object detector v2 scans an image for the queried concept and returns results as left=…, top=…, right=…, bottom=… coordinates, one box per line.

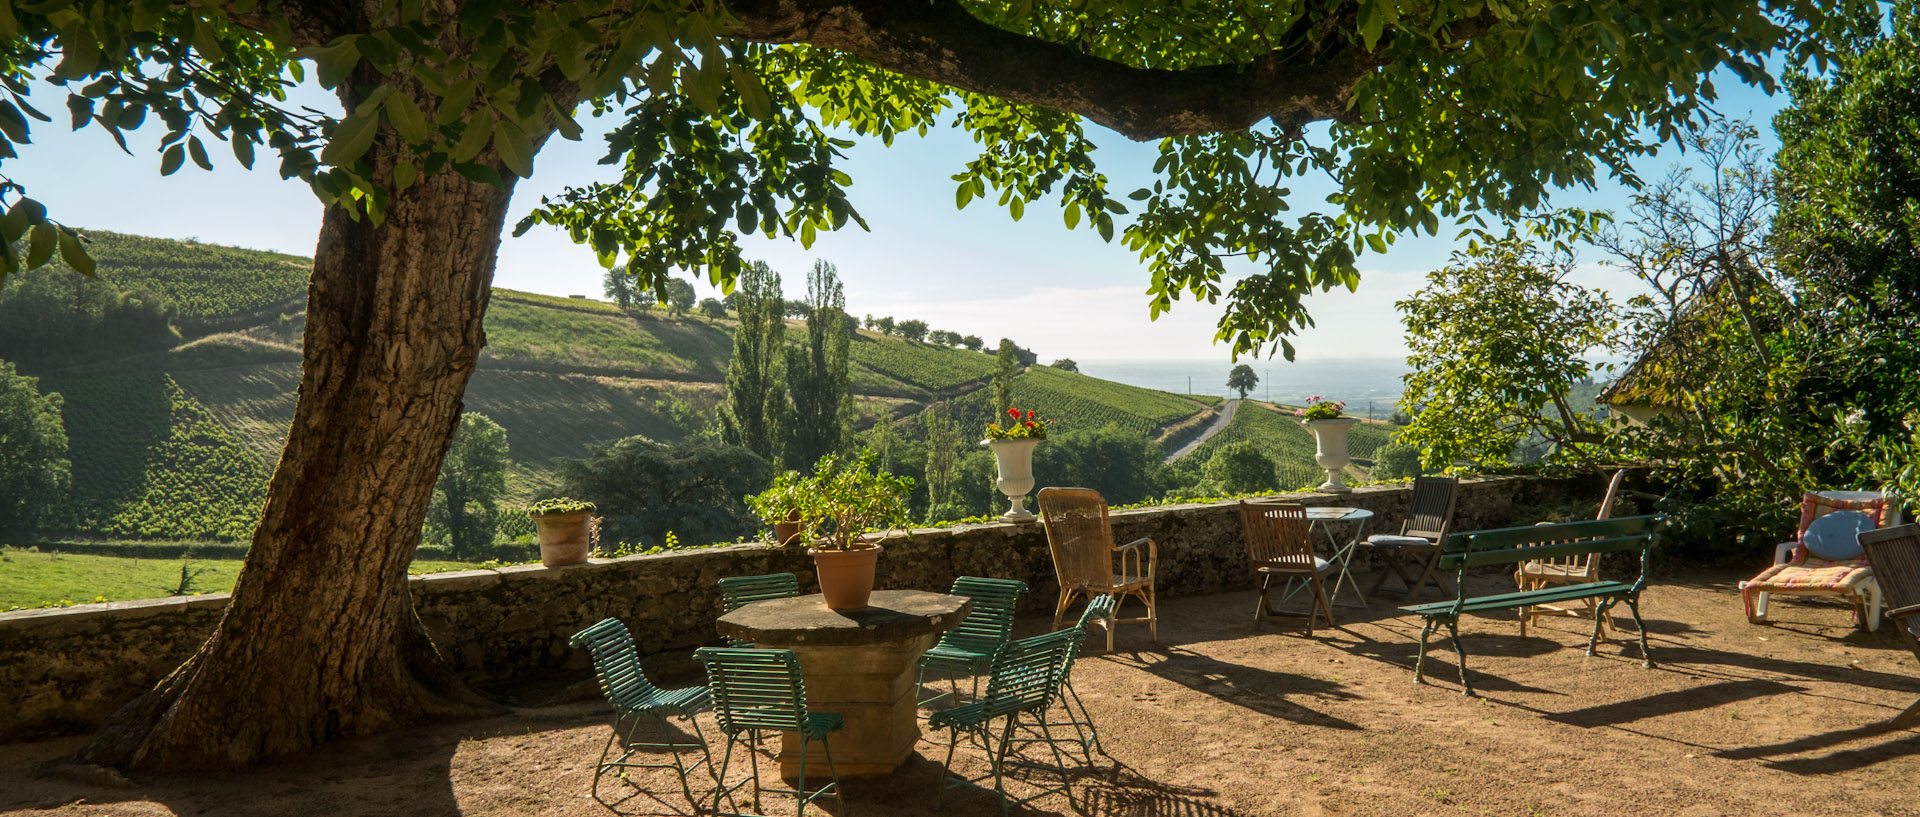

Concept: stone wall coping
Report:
left=0, top=475, right=1542, bottom=635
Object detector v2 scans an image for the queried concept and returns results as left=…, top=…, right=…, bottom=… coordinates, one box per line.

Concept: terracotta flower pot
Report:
left=533, top=511, right=592, bottom=566
left=772, top=509, right=804, bottom=545
left=810, top=544, right=883, bottom=610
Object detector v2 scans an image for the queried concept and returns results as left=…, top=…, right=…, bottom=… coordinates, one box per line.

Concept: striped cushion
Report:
left=1739, top=557, right=1873, bottom=594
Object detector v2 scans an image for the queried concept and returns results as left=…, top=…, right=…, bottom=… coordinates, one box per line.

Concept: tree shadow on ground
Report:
left=1104, top=646, right=1364, bottom=730
left=1711, top=720, right=1920, bottom=775
left=1542, top=679, right=1802, bottom=728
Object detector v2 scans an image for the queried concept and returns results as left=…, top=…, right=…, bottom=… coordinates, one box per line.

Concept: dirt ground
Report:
left=4, top=568, right=1918, bottom=817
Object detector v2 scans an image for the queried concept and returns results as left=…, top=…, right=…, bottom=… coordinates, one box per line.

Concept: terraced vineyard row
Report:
left=42, top=371, right=271, bottom=541
left=1183, top=402, right=1397, bottom=490
left=847, top=334, right=999, bottom=393
left=950, top=365, right=1210, bottom=439
left=481, top=291, right=733, bottom=377
left=54, top=230, right=311, bottom=319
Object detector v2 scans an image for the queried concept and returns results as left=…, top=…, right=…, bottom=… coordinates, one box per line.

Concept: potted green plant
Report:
left=1295, top=396, right=1359, bottom=493
left=528, top=497, right=596, bottom=566
left=981, top=406, right=1051, bottom=522
left=751, top=471, right=809, bottom=545
left=748, top=449, right=914, bottom=610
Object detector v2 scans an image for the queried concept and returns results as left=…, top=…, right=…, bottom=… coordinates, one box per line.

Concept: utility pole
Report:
left=1265, top=371, right=1270, bottom=404
left=1187, top=375, right=1191, bottom=395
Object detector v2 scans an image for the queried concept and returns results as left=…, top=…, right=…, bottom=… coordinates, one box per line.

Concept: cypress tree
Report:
left=718, top=262, right=786, bottom=462
left=785, top=260, right=853, bottom=470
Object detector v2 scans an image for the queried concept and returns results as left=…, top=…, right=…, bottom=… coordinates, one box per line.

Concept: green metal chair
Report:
left=694, top=647, right=844, bottom=817
left=926, top=624, right=1090, bottom=815
left=570, top=618, right=715, bottom=815
left=717, top=573, right=801, bottom=648
left=917, top=576, right=1029, bottom=707
left=1050, top=593, right=1117, bottom=763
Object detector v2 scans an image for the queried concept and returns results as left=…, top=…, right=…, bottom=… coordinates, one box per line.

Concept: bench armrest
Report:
left=1887, top=603, right=1920, bottom=622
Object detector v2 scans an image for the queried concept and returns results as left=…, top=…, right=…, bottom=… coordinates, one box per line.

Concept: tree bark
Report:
left=76, top=137, right=515, bottom=771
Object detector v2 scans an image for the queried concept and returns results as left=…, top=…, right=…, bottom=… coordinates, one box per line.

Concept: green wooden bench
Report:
left=1402, top=514, right=1666, bottom=696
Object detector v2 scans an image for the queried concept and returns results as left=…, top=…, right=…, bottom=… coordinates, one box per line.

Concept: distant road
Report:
left=1166, top=398, right=1239, bottom=462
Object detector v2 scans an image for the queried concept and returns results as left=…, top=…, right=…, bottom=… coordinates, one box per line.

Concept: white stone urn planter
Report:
left=982, top=437, right=1042, bottom=522
left=1300, top=417, right=1361, bottom=493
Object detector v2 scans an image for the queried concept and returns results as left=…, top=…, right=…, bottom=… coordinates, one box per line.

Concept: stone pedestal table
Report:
left=715, top=589, right=971, bottom=779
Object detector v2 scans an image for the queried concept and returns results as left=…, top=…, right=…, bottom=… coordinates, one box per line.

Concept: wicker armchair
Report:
left=1859, top=524, right=1920, bottom=727
left=1514, top=470, right=1627, bottom=636
left=1037, top=487, right=1157, bottom=649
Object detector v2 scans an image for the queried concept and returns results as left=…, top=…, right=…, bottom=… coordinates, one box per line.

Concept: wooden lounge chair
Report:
left=1037, top=487, right=1157, bottom=649
left=1514, top=470, right=1627, bottom=636
left=1239, top=500, right=1335, bottom=633
left=1360, top=475, right=1460, bottom=602
left=1859, top=524, right=1920, bottom=728
left=1740, top=492, right=1888, bottom=631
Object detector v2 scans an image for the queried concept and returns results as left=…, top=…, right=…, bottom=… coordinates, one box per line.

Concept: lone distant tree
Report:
left=425, top=413, right=510, bottom=560
left=0, top=360, right=70, bottom=541
left=1227, top=365, right=1259, bottom=399
left=698, top=297, right=727, bottom=319
left=1051, top=358, right=1079, bottom=373
left=962, top=335, right=985, bottom=352
left=872, top=316, right=897, bottom=336
left=897, top=319, right=929, bottom=342
left=603, top=267, right=637, bottom=313
left=663, top=279, right=697, bottom=316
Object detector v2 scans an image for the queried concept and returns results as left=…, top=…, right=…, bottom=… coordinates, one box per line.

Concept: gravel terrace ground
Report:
left=3, top=568, right=1917, bottom=817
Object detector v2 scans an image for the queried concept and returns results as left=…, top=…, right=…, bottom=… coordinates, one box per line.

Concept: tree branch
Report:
left=726, top=0, right=1486, bottom=140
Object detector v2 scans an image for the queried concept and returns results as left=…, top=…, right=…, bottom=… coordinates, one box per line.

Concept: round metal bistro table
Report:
left=1307, top=506, right=1374, bottom=608
left=716, top=589, right=971, bottom=779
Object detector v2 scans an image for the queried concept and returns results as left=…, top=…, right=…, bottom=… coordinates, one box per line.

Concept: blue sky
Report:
left=7, top=67, right=1791, bottom=364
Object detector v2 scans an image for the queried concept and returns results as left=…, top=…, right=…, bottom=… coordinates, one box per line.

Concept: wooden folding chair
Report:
left=1239, top=501, right=1335, bottom=634
left=1360, top=476, right=1460, bottom=602
left=1515, top=470, right=1626, bottom=636
left=1860, top=525, right=1920, bottom=728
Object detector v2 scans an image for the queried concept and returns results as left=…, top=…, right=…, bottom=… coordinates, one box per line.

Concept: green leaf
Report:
left=393, top=160, right=417, bottom=192
left=160, top=143, right=185, bottom=175
left=452, top=161, right=503, bottom=188
left=436, top=80, right=476, bottom=126
left=493, top=118, right=534, bottom=178
left=58, top=229, right=95, bottom=277
left=192, top=17, right=225, bottom=62
left=450, top=109, right=494, bottom=162
left=322, top=108, right=381, bottom=167
left=187, top=136, right=212, bottom=170
left=955, top=182, right=973, bottom=209
left=24, top=221, right=55, bottom=268
left=386, top=94, right=431, bottom=144
left=231, top=134, right=255, bottom=169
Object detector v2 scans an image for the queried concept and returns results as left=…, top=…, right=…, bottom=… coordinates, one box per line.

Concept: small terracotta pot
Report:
left=810, top=544, right=883, bottom=610
left=533, top=511, right=592, bottom=567
left=772, top=510, right=804, bottom=546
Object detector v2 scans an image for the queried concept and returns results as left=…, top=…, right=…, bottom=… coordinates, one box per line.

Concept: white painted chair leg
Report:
left=1754, top=591, right=1770, bottom=620
left=1865, top=582, right=1883, bottom=632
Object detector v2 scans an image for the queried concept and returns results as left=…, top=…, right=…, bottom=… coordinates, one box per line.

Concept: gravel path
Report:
left=1166, top=398, right=1239, bottom=461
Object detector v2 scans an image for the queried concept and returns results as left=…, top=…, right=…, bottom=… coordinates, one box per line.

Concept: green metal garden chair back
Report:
left=694, top=647, right=844, bottom=817
left=569, top=618, right=714, bottom=814
left=927, top=622, right=1092, bottom=815
left=917, top=577, right=1028, bottom=707
left=717, top=573, right=800, bottom=648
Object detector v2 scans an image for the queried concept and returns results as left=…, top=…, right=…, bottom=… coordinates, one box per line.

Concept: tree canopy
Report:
left=0, top=0, right=1855, bottom=357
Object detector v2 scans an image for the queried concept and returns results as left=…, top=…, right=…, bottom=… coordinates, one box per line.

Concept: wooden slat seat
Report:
left=1401, top=514, right=1666, bottom=696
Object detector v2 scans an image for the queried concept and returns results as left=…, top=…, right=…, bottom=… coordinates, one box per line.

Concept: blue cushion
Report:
left=1804, top=511, right=1874, bottom=561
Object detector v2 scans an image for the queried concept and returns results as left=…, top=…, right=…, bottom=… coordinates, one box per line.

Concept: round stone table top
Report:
left=717, top=590, right=972, bottom=647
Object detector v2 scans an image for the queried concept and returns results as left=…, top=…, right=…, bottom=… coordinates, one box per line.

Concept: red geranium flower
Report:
left=1007, top=407, right=1020, bottom=418
left=1025, top=410, right=1036, bottom=418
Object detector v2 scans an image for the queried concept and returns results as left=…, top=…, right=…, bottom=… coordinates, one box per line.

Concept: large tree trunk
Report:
left=75, top=149, right=517, bottom=771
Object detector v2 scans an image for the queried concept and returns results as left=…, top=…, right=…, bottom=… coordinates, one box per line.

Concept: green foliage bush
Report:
left=0, top=361, right=70, bottom=539
left=0, top=267, right=178, bottom=371
left=558, top=437, right=771, bottom=548
left=1196, top=440, right=1279, bottom=496
left=1372, top=442, right=1421, bottom=480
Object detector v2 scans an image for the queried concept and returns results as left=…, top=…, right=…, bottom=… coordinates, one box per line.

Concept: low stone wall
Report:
left=0, top=473, right=1597, bottom=743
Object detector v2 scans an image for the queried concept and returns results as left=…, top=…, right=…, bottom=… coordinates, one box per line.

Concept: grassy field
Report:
left=0, top=549, right=482, bottom=610
left=1181, top=401, right=1397, bottom=489
left=481, top=291, right=735, bottom=376
left=51, top=230, right=310, bottom=320
left=952, top=365, right=1211, bottom=438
